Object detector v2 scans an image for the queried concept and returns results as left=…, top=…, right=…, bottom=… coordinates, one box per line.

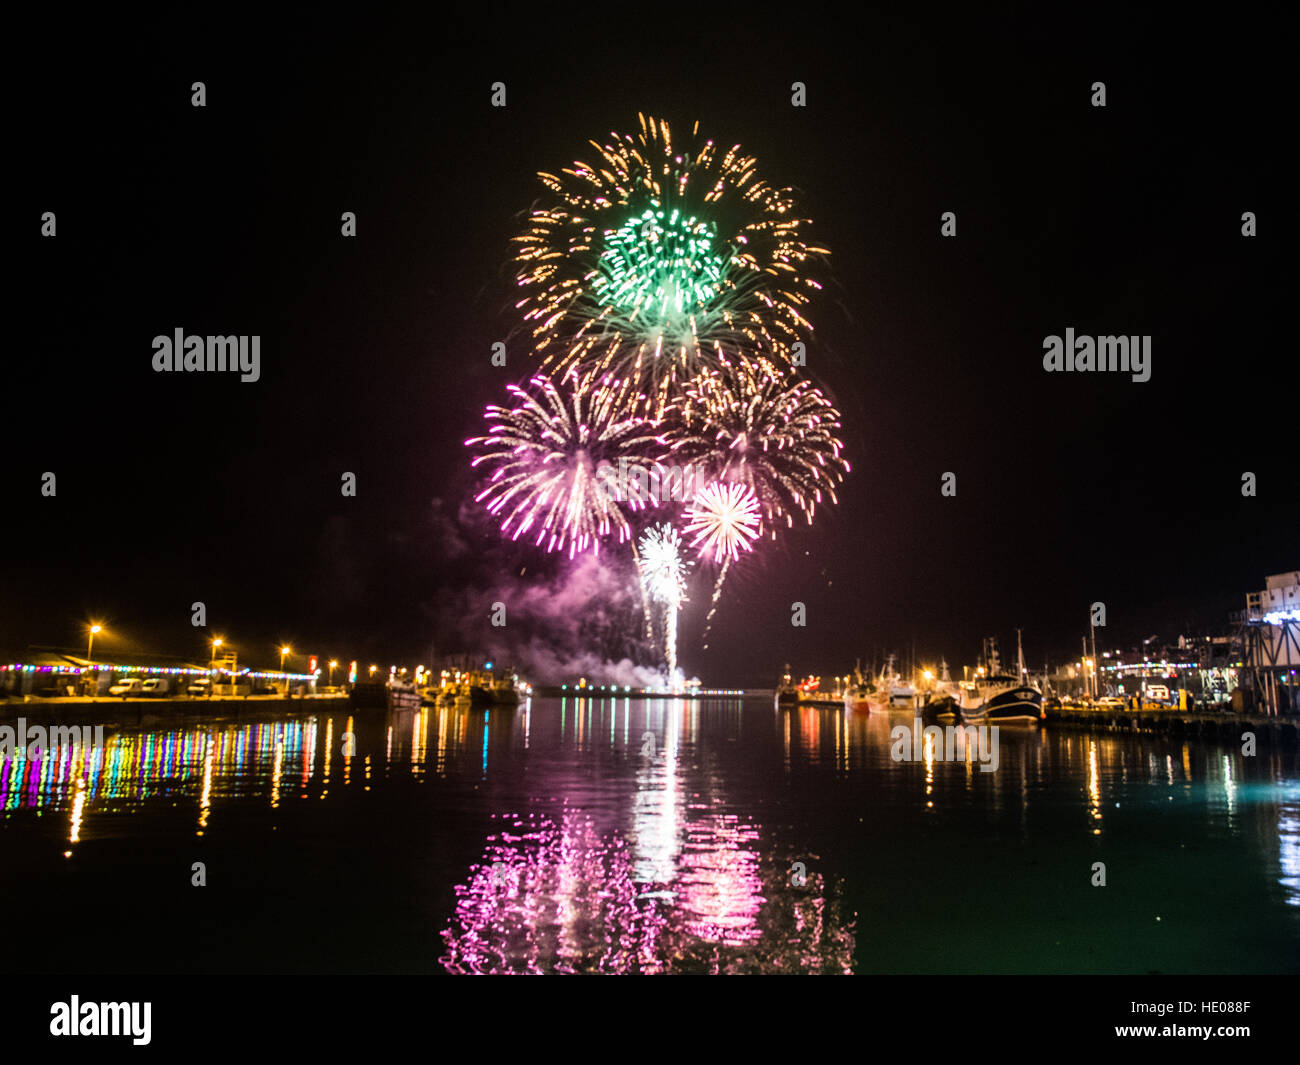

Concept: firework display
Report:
left=513, top=113, right=827, bottom=406
left=682, top=481, right=762, bottom=564
left=465, top=372, right=658, bottom=559
left=664, top=357, right=850, bottom=533
left=468, top=114, right=849, bottom=676
left=637, top=523, right=691, bottom=674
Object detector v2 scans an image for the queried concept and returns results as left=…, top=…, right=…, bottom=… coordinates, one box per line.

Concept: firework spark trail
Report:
left=514, top=113, right=828, bottom=409
left=465, top=372, right=660, bottom=558
left=665, top=358, right=850, bottom=534
left=700, top=556, right=731, bottom=645
left=637, top=523, right=690, bottom=674
left=683, top=480, right=762, bottom=644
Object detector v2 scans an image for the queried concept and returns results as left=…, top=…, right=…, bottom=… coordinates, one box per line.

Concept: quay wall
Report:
left=0, top=693, right=351, bottom=725
left=1045, top=706, right=1298, bottom=746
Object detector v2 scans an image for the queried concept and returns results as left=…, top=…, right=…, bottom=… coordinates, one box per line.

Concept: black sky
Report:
left=8, top=7, right=1294, bottom=685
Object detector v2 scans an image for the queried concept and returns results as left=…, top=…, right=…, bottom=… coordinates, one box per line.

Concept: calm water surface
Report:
left=2, top=697, right=1297, bottom=974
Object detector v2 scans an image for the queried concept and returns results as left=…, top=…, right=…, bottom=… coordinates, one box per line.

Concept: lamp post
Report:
left=211, top=638, right=223, bottom=692
left=328, top=660, right=338, bottom=687
left=85, top=623, right=103, bottom=697
left=281, top=646, right=292, bottom=697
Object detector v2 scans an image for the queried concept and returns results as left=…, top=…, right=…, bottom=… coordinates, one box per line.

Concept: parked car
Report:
left=187, top=677, right=212, bottom=696
left=108, top=678, right=144, bottom=697
left=1095, top=696, right=1125, bottom=709
left=141, top=678, right=172, bottom=696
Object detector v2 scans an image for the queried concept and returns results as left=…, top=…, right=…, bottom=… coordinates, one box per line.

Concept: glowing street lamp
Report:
left=280, top=645, right=292, bottom=696
left=83, top=623, right=105, bottom=699
left=328, top=660, right=338, bottom=686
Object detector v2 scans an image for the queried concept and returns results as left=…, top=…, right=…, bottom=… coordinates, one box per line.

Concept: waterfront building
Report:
left=1237, top=570, right=1300, bottom=714
left=0, top=645, right=313, bottom=699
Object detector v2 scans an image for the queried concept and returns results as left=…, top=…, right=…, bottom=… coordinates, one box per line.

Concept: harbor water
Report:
left=2, top=697, right=1297, bottom=974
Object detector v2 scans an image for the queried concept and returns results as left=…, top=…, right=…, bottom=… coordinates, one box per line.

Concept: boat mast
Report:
left=1088, top=608, right=1099, bottom=699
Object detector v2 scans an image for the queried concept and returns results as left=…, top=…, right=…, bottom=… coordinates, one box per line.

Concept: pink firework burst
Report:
left=683, top=480, right=761, bottom=564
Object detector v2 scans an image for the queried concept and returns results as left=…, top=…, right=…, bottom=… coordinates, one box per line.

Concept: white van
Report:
left=141, top=678, right=172, bottom=696
left=109, top=678, right=144, bottom=697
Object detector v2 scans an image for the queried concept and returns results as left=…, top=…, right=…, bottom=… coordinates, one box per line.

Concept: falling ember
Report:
left=683, top=481, right=762, bottom=564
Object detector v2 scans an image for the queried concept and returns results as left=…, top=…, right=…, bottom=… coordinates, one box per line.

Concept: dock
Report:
left=0, top=692, right=350, bottom=726
left=1045, top=705, right=1298, bottom=746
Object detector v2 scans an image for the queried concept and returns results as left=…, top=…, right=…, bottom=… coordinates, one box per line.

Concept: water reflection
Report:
left=439, top=805, right=852, bottom=974
left=1279, top=800, right=1300, bottom=907
left=1, top=697, right=1296, bottom=971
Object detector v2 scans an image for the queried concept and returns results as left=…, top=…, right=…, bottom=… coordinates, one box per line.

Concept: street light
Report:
left=280, top=645, right=292, bottom=697
left=84, top=623, right=104, bottom=698
left=328, top=660, right=338, bottom=686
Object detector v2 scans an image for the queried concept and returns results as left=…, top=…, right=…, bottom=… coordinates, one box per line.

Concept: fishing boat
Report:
left=918, top=660, right=962, bottom=720
left=843, top=663, right=878, bottom=714
left=796, top=675, right=843, bottom=706
left=458, top=671, right=495, bottom=709
left=957, top=632, right=1044, bottom=724
left=386, top=676, right=421, bottom=711
left=882, top=656, right=916, bottom=707
left=857, top=655, right=909, bottom=711
left=775, top=664, right=800, bottom=708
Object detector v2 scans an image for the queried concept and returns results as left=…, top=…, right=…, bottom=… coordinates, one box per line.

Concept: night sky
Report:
left=9, top=9, right=1292, bottom=686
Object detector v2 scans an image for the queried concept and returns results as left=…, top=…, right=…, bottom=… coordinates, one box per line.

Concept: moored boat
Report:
left=921, top=693, right=960, bottom=722
left=957, top=632, right=1044, bottom=724
left=386, top=677, right=421, bottom=711
left=842, top=663, right=877, bottom=713
left=775, top=664, right=800, bottom=709
left=796, top=675, right=843, bottom=706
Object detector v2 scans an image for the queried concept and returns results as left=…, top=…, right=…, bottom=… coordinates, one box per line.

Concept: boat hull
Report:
left=387, top=687, right=421, bottom=712
left=920, top=694, right=960, bottom=722
left=960, top=686, right=1043, bottom=724
left=843, top=688, right=874, bottom=713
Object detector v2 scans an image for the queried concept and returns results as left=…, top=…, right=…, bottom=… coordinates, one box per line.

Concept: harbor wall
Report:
left=1045, top=706, right=1298, bottom=746
left=0, top=693, right=351, bottom=726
